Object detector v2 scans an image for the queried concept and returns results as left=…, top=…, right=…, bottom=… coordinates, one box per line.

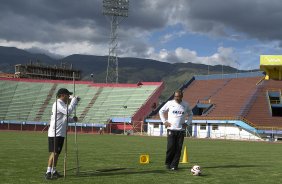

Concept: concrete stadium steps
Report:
left=206, top=77, right=260, bottom=117
left=33, top=83, right=58, bottom=121
left=0, top=79, right=162, bottom=125
left=147, top=72, right=282, bottom=133
left=245, top=79, right=282, bottom=128
left=82, top=85, right=158, bottom=123
left=182, top=76, right=282, bottom=128
left=39, top=83, right=82, bottom=121
left=183, top=79, right=228, bottom=108
left=182, top=77, right=262, bottom=118
left=2, top=81, right=42, bottom=121
left=78, top=87, right=103, bottom=121
left=0, top=81, right=18, bottom=119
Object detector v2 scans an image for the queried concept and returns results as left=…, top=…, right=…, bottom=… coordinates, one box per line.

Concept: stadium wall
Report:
left=192, top=121, right=261, bottom=140
left=0, top=121, right=139, bottom=134
left=145, top=119, right=262, bottom=140
left=147, top=122, right=166, bottom=136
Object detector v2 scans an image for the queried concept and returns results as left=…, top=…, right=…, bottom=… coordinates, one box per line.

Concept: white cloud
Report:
left=1, top=0, right=281, bottom=71
left=0, top=39, right=108, bottom=57
left=149, top=46, right=237, bottom=67
left=160, top=31, right=186, bottom=43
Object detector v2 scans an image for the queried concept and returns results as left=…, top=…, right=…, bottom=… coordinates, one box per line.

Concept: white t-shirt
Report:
left=48, top=97, right=78, bottom=137
left=159, top=100, right=193, bottom=130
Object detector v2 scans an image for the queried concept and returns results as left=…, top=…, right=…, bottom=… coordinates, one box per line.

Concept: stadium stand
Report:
left=0, top=78, right=164, bottom=133
left=244, top=79, right=282, bottom=128
left=159, top=74, right=266, bottom=120
left=146, top=71, right=282, bottom=139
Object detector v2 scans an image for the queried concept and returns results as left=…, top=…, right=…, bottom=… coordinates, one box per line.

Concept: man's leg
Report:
left=46, top=137, right=55, bottom=179
left=47, top=152, right=59, bottom=168
left=165, top=130, right=176, bottom=168
left=47, top=137, right=60, bottom=170
left=46, top=152, right=59, bottom=179
left=170, top=131, right=184, bottom=169
left=52, top=137, right=64, bottom=178
left=46, top=137, right=63, bottom=179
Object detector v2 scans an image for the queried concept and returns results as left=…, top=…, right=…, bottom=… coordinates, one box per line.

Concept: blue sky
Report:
left=147, top=22, right=281, bottom=70
left=0, top=0, right=282, bottom=70
left=150, top=26, right=226, bottom=55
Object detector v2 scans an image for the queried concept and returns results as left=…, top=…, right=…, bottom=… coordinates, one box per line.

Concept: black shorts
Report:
left=48, top=136, right=65, bottom=154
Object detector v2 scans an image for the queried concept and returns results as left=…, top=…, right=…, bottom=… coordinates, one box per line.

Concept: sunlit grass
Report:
left=0, top=131, right=282, bottom=184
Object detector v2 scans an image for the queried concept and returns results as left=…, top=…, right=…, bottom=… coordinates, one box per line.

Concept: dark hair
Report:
left=174, top=90, right=183, bottom=96
left=56, top=88, right=73, bottom=97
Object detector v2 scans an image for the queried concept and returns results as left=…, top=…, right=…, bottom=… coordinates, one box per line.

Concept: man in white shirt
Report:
left=159, top=90, right=193, bottom=171
left=45, top=88, right=79, bottom=180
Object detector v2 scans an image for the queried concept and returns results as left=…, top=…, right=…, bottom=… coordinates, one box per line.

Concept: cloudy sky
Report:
left=1, top=0, right=282, bottom=69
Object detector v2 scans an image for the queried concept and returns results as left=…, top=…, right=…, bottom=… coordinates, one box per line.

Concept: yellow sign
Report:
left=260, top=55, right=282, bottom=65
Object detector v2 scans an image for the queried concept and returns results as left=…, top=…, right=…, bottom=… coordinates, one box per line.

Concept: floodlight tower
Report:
left=103, top=0, right=129, bottom=83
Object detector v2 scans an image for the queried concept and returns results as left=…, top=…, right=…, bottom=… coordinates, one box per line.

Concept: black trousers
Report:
left=165, top=130, right=185, bottom=168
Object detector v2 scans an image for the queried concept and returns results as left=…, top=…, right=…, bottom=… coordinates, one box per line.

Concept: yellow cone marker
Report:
left=140, top=154, right=149, bottom=164
left=180, top=146, right=188, bottom=163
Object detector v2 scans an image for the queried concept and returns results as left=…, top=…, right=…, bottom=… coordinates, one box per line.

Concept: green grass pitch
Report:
left=1, top=131, right=282, bottom=184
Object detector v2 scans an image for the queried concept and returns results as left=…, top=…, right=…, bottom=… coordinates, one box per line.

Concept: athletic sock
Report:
left=46, top=167, right=52, bottom=173
left=52, top=167, right=56, bottom=173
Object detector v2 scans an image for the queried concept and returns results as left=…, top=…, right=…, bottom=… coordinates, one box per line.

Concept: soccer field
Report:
left=1, top=132, right=282, bottom=184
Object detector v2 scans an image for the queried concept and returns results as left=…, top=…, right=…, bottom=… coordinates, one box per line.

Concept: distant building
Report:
left=15, top=61, right=80, bottom=80
left=0, top=72, right=15, bottom=78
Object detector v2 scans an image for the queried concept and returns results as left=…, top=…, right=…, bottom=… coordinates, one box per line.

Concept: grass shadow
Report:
left=95, top=168, right=129, bottom=172
left=73, top=168, right=167, bottom=178
left=203, top=164, right=261, bottom=169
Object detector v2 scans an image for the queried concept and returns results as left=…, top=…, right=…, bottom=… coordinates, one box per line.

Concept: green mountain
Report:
left=0, top=46, right=245, bottom=101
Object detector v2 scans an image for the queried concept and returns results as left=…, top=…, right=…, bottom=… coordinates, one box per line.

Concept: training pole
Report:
left=51, top=96, right=58, bottom=179
left=41, top=124, right=48, bottom=133
left=64, top=100, right=69, bottom=179
left=73, top=72, right=80, bottom=175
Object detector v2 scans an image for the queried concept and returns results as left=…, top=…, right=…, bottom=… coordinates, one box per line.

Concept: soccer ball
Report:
left=190, top=165, right=201, bottom=176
